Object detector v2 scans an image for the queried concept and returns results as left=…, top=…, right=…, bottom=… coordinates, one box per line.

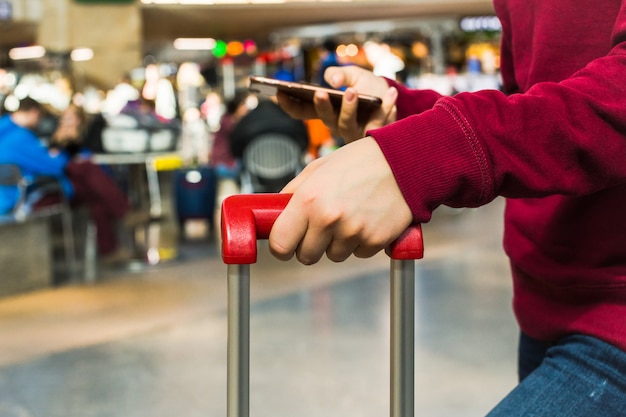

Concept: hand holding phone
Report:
left=248, top=75, right=382, bottom=123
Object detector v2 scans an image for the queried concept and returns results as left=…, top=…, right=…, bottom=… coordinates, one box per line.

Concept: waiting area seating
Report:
left=0, top=163, right=79, bottom=296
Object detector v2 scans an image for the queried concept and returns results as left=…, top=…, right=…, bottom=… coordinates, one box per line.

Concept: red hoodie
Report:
left=369, top=0, right=626, bottom=350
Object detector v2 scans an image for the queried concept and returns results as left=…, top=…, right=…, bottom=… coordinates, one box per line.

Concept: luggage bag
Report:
left=173, top=166, right=217, bottom=230
left=221, top=193, right=424, bottom=417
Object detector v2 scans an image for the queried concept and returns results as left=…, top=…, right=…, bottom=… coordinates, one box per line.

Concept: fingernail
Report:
left=345, top=89, right=356, bottom=102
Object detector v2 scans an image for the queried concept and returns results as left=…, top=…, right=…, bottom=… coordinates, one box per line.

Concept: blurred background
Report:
left=1, top=0, right=501, bottom=117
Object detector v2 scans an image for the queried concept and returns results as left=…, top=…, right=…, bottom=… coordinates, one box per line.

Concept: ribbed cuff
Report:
left=368, top=100, right=494, bottom=222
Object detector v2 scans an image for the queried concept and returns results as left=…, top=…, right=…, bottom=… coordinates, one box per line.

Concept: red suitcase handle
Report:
left=221, top=193, right=423, bottom=264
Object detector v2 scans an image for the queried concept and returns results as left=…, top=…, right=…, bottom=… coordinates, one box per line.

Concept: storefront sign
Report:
left=460, top=16, right=501, bottom=32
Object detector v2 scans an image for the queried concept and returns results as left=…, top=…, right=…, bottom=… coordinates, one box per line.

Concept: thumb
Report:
left=364, top=86, right=398, bottom=131
left=324, top=66, right=363, bottom=89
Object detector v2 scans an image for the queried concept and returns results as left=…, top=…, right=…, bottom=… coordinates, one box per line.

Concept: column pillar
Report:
left=38, top=0, right=143, bottom=89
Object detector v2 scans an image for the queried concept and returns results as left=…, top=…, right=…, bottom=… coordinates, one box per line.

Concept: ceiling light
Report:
left=9, top=45, right=46, bottom=60
left=71, top=48, right=94, bottom=61
left=174, top=38, right=217, bottom=50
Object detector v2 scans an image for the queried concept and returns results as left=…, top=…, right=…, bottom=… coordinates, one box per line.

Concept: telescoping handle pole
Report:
left=221, top=194, right=424, bottom=417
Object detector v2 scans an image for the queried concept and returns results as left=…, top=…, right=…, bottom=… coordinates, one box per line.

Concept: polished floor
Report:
left=0, top=197, right=519, bottom=417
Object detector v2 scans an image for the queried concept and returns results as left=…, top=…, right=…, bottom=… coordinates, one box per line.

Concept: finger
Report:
left=325, top=237, right=360, bottom=263
left=276, top=92, right=318, bottom=120
left=326, top=66, right=392, bottom=104
left=353, top=244, right=386, bottom=259
left=295, top=222, right=334, bottom=265
left=380, top=86, right=398, bottom=118
left=313, top=90, right=338, bottom=128
left=323, top=67, right=347, bottom=89
left=324, top=66, right=366, bottom=90
left=364, top=86, right=398, bottom=132
left=386, top=105, right=398, bottom=125
left=336, top=88, right=362, bottom=143
left=269, top=200, right=308, bottom=261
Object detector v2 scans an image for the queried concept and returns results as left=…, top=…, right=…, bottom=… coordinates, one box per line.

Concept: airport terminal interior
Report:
left=0, top=0, right=525, bottom=415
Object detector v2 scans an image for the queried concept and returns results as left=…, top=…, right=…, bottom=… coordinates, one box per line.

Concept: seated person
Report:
left=0, top=97, right=146, bottom=264
left=120, top=97, right=172, bottom=128
left=209, top=90, right=253, bottom=180
left=48, top=103, right=92, bottom=159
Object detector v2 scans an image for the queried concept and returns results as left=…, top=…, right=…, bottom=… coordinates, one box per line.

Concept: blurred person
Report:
left=273, top=58, right=297, bottom=82
left=49, top=103, right=91, bottom=159
left=120, top=97, right=170, bottom=128
left=0, top=98, right=72, bottom=214
left=271, top=1, right=626, bottom=415
left=209, top=90, right=253, bottom=180
left=208, top=91, right=256, bottom=241
left=200, top=91, right=225, bottom=133
left=0, top=98, right=146, bottom=264
left=103, top=73, right=140, bottom=116
left=363, top=40, right=405, bottom=80
left=176, top=62, right=204, bottom=114
left=142, top=64, right=177, bottom=121
left=180, top=107, right=210, bottom=166
left=316, top=39, right=340, bottom=88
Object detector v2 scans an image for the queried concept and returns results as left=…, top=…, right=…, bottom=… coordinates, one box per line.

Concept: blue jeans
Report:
left=486, top=333, right=626, bottom=416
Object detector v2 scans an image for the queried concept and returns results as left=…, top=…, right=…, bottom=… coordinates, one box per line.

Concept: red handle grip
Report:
left=221, top=193, right=424, bottom=264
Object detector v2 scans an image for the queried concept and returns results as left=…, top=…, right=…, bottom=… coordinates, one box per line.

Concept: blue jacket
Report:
left=0, top=115, right=73, bottom=214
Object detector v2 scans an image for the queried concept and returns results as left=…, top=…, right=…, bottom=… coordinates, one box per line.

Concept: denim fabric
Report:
left=518, top=331, right=555, bottom=381
left=487, top=334, right=626, bottom=416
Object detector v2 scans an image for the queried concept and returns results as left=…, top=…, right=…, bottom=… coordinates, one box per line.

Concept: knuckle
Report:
left=301, top=196, right=342, bottom=227
left=269, top=241, right=293, bottom=260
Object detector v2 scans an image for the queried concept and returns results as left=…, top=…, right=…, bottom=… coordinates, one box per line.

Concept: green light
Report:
left=213, top=40, right=227, bottom=58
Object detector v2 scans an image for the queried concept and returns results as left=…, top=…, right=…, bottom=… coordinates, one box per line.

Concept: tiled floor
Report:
left=0, top=197, right=519, bottom=417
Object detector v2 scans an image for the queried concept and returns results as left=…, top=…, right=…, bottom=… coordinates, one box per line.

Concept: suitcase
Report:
left=221, top=193, right=424, bottom=417
left=173, top=166, right=217, bottom=230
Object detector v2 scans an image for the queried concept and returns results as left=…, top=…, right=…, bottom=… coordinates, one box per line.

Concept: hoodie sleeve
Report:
left=369, top=3, right=626, bottom=223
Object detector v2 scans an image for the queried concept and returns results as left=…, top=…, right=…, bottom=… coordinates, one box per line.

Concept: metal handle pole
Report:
left=390, top=258, right=415, bottom=417
left=227, top=264, right=250, bottom=417
left=221, top=194, right=423, bottom=417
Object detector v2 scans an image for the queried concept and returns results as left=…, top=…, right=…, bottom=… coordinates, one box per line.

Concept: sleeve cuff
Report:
left=368, top=99, right=494, bottom=222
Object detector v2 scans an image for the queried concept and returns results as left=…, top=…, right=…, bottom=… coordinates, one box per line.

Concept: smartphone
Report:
left=248, top=75, right=382, bottom=122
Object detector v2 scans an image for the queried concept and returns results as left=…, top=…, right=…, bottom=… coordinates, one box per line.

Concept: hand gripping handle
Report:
left=221, top=193, right=424, bottom=264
